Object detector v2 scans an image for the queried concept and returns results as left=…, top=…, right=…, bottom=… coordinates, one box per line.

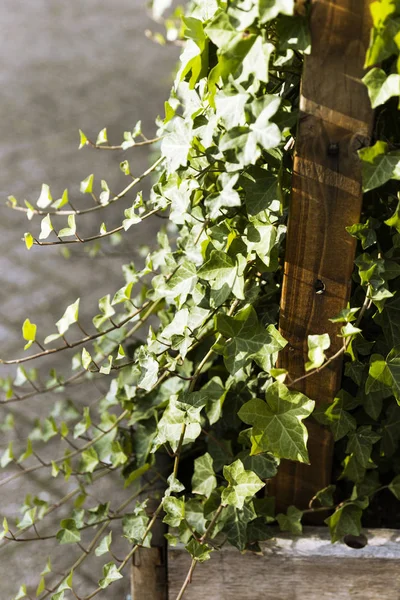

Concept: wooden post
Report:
left=131, top=460, right=168, bottom=600
left=272, top=0, right=374, bottom=510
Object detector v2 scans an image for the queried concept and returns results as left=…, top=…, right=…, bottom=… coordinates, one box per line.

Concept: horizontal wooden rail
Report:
left=169, top=528, right=400, bottom=599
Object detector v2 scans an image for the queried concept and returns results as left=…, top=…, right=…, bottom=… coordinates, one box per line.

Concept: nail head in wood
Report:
left=314, top=279, right=325, bottom=294
left=327, top=142, right=339, bottom=156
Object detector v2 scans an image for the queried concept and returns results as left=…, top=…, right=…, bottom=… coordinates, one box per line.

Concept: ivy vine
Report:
left=1, top=0, right=400, bottom=599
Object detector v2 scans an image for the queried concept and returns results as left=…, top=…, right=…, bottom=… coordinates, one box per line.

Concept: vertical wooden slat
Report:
left=272, top=0, right=374, bottom=511
left=131, top=460, right=168, bottom=600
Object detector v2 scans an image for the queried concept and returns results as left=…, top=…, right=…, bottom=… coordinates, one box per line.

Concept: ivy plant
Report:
left=1, top=0, right=400, bottom=599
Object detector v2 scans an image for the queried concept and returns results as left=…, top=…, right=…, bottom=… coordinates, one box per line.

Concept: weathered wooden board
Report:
left=273, top=0, right=374, bottom=510
left=168, top=528, right=400, bottom=600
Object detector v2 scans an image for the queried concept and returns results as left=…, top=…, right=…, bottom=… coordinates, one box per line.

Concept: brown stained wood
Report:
left=168, top=529, right=400, bottom=600
left=132, top=547, right=167, bottom=600
left=273, top=0, right=374, bottom=510
left=131, top=458, right=169, bottom=600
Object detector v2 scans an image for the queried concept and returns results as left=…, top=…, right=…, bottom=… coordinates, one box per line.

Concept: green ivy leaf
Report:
left=123, top=507, right=151, bottom=547
left=80, top=174, right=94, bottom=194
left=56, top=519, right=81, bottom=544
left=241, top=167, right=279, bottom=217
left=240, top=451, right=278, bottom=479
left=24, top=232, right=34, bottom=250
left=153, top=398, right=202, bottom=451
left=39, top=214, right=54, bottom=240
left=276, top=505, right=303, bottom=534
left=95, top=532, right=113, bottom=557
left=198, top=250, right=244, bottom=305
left=388, top=474, right=400, bottom=500
left=238, top=382, right=315, bottom=462
left=58, top=215, right=76, bottom=238
left=222, top=459, right=265, bottom=509
left=385, top=197, right=400, bottom=234
left=98, top=562, right=123, bottom=589
left=22, top=318, right=37, bottom=350
left=96, top=127, right=108, bottom=145
left=78, top=129, right=88, bottom=149
left=161, top=119, right=193, bottom=173
left=346, top=426, right=381, bottom=468
left=325, top=503, right=363, bottom=543
left=359, top=141, right=400, bottom=192
left=13, top=585, right=27, bottom=600
left=37, top=183, right=53, bottom=209
left=79, top=447, right=99, bottom=473
left=163, top=497, right=186, bottom=527
left=312, top=485, right=336, bottom=508
left=185, top=538, right=212, bottom=562
left=192, top=453, right=217, bottom=497
left=1, top=441, right=14, bottom=468
left=319, top=392, right=357, bottom=441
left=216, top=305, right=286, bottom=374
left=379, top=296, right=400, bottom=346
left=387, top=346, right=400, bottom=403
left=305, top=333, right=330, bottom=371
left=258, top=0, right=294, bottom=24
left=222, top=502, right=257, bottom=550
left=363, top=68, right=400, bottom=108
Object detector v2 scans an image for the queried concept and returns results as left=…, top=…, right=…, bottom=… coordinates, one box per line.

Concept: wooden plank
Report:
left=272, top=0, right=374, bottom=510
left=168, top=528, right=400, bottom=600
left=132, top=547, right=167, bottom=600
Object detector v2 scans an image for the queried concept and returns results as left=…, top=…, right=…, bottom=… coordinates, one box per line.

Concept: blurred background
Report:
left=0, top=0, right=179, bottom=596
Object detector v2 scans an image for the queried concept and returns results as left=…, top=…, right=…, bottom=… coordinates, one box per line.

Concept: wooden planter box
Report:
left=168, top=528, right=400, bottom=600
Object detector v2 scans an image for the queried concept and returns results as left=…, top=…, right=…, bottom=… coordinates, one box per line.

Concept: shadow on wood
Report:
left=273, top=0, right=374, bottom=511
left=168, top=528, right=400, bottom=599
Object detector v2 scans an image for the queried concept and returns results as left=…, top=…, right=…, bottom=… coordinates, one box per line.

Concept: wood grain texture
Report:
left=272, top=0, right=374, bottom=511
left=131, top=458, right=169, bottom=600
left=132, top=547, right=167, bottom=600
left=168, top=528, right=400, bottom=600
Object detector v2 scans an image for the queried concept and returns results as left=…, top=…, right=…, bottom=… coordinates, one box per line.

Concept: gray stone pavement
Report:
left=0, top=1, right=178, bottom=596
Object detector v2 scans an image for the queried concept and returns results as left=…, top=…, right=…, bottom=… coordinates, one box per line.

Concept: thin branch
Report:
left=287, top=285, right=372, bottom=388
left=0, top=410, right=128, bottom=488
left=86, top=136, right=162, bottom=151
left=32, top=206, right=163, bottom=246
left=0, top=301, right=154, bottom=365
left=78, top=496, right=165, bottom=600
left=8, top=156, right=165, bottom=217
left=175, top=504, right=224, bottom=600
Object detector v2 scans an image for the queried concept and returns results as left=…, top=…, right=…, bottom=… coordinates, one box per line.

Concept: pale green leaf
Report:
left=39, top=214, right=53, bottom=240
left=305, top=333, right=330, bottom=371
left=163, top=497, right=185, bottom=527
left=58, top=215, right=76, bottom=238
left=56, top=519, right=81, bottom=544
left=24, top=232, right=34, bottom=250
left=222, top=459, right=265, bottom=509
left=192, top=453, right=217, bottom=497
left=80, top=174, right=94, bottom=194
left=96, top=128, right=108, bottom=145
left=98, top=563, right=123, bottom=589
left=22, top=318, right=36, bottom=350
left=78, top=129, right=88, bottom=149
left=363, top=68, right=400, bottom=108
left=37, top=183, right=53, bottom=209
left=95, top=532, right=113, bottom=557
